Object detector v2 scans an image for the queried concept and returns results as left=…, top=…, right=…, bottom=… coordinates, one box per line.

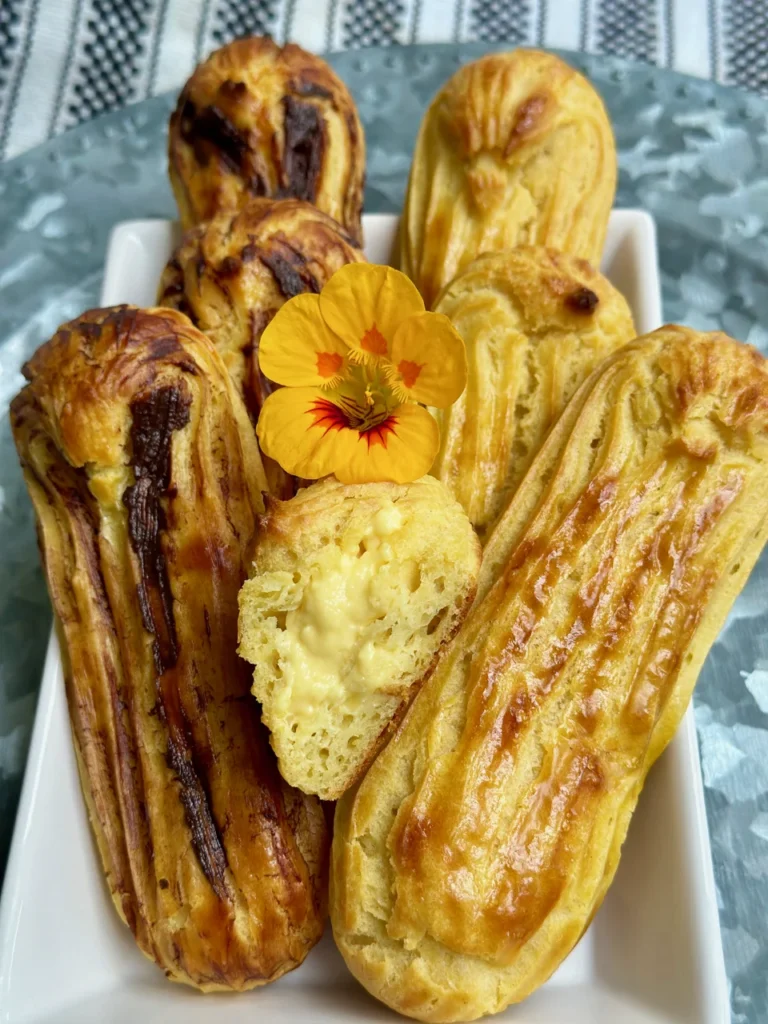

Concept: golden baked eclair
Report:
left=169, top=36, right=365, bottom=241
left=331, top=327, right=768, bottom=1022
left=238, top=477, right=481, bottom=801
left=431, top=247, right=634, bottom=538
left=400, top=49, right=616, bottom=307
left=157, top=197, right=365, bottom=496
left=11, top=306, right=328, bottom=992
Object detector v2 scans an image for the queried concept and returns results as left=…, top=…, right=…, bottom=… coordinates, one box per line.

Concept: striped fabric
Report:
left=0, top=0, right=764, bottom=160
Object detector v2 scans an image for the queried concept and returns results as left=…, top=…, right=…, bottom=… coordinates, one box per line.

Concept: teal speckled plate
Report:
left=1, top=43, right=768, bottom=1023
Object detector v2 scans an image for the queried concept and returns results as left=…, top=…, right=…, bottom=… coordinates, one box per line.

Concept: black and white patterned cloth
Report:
left=0, top=0, right=765, bottom=160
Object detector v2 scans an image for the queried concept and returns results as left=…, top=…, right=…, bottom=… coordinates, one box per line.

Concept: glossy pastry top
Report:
left=400, top=49, right=616, bottom=307
left=11, top=306, right=328, bottom=992
left=157, top=197, right=364, bottom=495
left=431, top=247, right=634, bottom=537
left=480, top=325, right=768, bottom=596
left=331, top=327, right=768, bottom=1022
left=168, top=36, right=365, bottom=240
left=395, top=330, right=768, bottom=959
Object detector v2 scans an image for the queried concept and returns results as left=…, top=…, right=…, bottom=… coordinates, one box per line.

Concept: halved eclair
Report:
left=239, top=476, right=481, bottom=801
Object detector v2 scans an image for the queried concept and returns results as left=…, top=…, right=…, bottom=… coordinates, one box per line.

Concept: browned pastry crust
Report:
left=157, top=197, right=365, bottom=497
left=11, top=306, right=329, bottom=992
left=400, top=49, right=616, bottom=308
left=168, top=36, right=365, bottom=241
left=332, top=326, right=768, bottom=1021
left=431, top=247, right=635, bottom=538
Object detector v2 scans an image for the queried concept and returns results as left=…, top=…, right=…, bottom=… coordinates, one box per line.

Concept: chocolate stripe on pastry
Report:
left=259, top=246, right=319, bottom=298
left=331, top=326, right=768, bottom=1022
left=168, top=36, right=365, bottom=242
left=125, top=385, right=190, bottom=675
left=123, top=384, right=229, bottom=899
left=11, top=306, right=329, bottom=992
left=279, top=96, right=324, bottom=203
left=157, top=197, right=364, bottom=499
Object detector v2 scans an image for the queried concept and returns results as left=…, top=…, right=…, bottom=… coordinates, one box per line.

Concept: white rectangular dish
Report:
left=0, top=211, right=730, bottom=1024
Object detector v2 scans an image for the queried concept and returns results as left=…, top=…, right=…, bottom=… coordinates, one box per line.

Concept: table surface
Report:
left=1, top=41, right=768, bottom=1024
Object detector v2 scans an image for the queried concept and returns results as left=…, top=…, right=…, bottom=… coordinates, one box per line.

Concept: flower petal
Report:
left=259, top=293, right=349, bottom=388
left=319, top=264, right=424, bottom=362
left=389, top=312, right=468, bottom=408
left=256, top=386, right=356, bottom=479
left=334, top=403, right=440, bottom=484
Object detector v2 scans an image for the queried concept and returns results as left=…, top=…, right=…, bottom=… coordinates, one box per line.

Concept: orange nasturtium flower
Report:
left=256, top=263, right=467, bottom=484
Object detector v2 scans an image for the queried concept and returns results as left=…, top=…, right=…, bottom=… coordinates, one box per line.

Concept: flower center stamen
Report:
left=335, top=364, right=397, bottom=431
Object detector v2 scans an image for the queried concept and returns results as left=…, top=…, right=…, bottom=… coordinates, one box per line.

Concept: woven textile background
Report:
left=0, top=0, right=767, bottom=160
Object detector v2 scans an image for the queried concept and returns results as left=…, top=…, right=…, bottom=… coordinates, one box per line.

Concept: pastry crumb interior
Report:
left=238, top=482, right=479, bottom=799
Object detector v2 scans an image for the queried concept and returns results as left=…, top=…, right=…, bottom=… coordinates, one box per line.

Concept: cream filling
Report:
left=272, top=502, right=415, bottom=722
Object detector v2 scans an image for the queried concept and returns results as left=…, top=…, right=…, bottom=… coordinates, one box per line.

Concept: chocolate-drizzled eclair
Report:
left=11, top=306, right=328, bottom=991
left=168, top=36, right=365, bottom=243
left=158, top=198, right=365, bottom=497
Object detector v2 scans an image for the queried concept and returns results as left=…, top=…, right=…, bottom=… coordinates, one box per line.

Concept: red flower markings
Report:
left=309, top=398, right=348, bottom=436
left=307, top=398, right=398, bottom=450
left=363, top=417, right=398, bottom=450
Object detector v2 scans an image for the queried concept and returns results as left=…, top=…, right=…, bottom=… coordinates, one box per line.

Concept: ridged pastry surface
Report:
left=157, top=197, right=365, bottom=496
left=400, top=49, right=616, bottom=308
left=331, top=327, right=768, bottom=1022
left=11, top=306, right=328, bottom=992
left=169, top=36, right=365, bottom=240
left=239, top=477, right=481, bottom=801
left=431, top=247, right=634, bottom=538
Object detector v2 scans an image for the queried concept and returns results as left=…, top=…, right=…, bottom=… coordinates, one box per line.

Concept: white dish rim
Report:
left=0, top=210, right=730, bottom=1024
